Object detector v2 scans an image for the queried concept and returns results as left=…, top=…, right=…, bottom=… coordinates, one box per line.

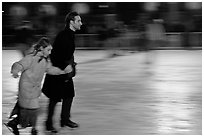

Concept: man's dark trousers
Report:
left=47, top=98, right=73, bottom=125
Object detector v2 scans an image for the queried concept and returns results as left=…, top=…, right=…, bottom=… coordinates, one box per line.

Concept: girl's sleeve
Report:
left=46, top=59, right=65, bottom=75
left=11, top=55, right=32, bottom=73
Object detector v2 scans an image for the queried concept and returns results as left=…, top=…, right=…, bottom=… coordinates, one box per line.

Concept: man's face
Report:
left=71, top=15, right=82, bottom=30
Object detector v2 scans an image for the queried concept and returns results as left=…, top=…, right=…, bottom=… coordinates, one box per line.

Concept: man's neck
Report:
left=70, top=25, right=76, bottom=32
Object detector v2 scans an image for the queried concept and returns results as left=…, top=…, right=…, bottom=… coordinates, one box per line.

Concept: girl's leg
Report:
left=30, top=109, right=38, bottom=135
left=6, top=117, right=19, bottom=135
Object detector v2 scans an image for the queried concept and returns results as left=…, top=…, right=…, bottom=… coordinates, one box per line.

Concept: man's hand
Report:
left=64, top=65, right=73, bottom=73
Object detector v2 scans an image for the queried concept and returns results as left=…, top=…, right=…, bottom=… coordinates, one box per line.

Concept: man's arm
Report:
left=50, top=32, right=74, bottom=70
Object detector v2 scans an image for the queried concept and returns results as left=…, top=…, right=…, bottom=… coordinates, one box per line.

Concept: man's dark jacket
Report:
left=42, top=27, right=76, bottom=101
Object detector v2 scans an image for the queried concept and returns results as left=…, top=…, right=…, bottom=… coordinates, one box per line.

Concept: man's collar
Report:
left=65, top=25, right=75, bottom=32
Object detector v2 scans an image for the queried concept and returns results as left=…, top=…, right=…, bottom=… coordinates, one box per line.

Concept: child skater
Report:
left=4, top=37, right=72, bottom=135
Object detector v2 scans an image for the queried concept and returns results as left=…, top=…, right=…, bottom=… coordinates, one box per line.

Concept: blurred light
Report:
left=38, top=4, right=57, bottom=15
left=185, top=2, right=201, bottom=10
left=72, top=3, right=90, bottom=14
left=98, top=5, right=109, bottom=8
left=9, top=5, right=27, bottom=17
left=144, top=2, right=160, bottom=11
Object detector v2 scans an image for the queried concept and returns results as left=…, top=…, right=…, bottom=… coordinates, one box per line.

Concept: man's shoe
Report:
left=60, top=120, right=79, bottom=128
left=46, top=126, right=58, bottom=133
left=31, top=128, right=38, bottom=135
left=45, top=122, right=58, bottom=133
left=5, top=121, right=19, bottom=135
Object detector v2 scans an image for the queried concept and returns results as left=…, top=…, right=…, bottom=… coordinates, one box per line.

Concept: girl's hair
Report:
left=34, top=37, right=50, bottom=51
left=31, top=37, right=51, bottom=55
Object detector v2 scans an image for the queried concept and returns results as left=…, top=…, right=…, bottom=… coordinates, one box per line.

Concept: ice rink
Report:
left=2, top=49, right=202, bottom=135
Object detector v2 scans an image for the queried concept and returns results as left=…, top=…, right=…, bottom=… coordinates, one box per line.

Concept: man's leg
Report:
left=61, top=98, right=73, bottom=122
left=45, top=99, right=58, bottom=132
left=60, top=98, right=79, bottom=128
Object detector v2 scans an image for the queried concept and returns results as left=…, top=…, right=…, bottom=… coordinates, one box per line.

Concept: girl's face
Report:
left=42, top=45, right=52, bottom=57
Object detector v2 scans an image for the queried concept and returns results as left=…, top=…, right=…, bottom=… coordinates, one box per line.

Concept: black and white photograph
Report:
left=2, top=1, right=202, bottom=135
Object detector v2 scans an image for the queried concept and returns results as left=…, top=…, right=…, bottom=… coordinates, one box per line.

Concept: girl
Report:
left=5, top=37, right=72, bottom=135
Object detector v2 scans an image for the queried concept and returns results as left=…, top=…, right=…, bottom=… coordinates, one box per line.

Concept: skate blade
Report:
left=3, top=123, right=13, bottom=133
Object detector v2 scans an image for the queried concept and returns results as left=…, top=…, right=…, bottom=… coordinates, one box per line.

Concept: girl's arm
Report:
left=11, top=62, right=23, bottom=78
left=46, top=61, right=72, bottom=75
left=11, top=55, right=32, bottom=78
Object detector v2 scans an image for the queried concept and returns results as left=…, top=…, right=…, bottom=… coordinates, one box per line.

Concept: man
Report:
left=42, top=11, right=82, bottom=133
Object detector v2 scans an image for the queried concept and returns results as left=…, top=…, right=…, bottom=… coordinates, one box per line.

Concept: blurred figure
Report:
left=97, top=24, right=107, bottom=47
left=105, top=26, right=121, bottom=57
left=182, top=12, right=194, bottom=49
left=4, top=37, right=72, bottom=135
left=14, top=20, right=35, bottom=56
left=145, top=18, right=166, bottom=64
left=42, top=11, right=82, bottom=133
left=136, top=13, right=149, bottom=51
left=102, top=14, right=122, bottom=57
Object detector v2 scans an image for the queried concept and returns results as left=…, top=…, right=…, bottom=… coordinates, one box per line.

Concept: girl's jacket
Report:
left=12, top=55, right=56, bottom=109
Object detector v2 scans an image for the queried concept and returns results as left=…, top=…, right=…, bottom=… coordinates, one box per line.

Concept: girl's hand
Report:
left=64, top=65, right=73, bottom=73
left=12, top=73, right=19, bottom=78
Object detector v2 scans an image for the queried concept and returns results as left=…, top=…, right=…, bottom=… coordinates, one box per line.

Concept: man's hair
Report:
left=65, top=11, right=79, bottom=26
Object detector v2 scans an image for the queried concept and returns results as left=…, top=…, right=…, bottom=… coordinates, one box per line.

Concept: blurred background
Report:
left=2, top=2, right=202, bottom=135
left=2, top=2, right=202, bottom=52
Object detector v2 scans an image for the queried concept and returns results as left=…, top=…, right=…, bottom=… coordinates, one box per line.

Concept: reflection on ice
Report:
left=2, top=50, right=202, bottom=135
